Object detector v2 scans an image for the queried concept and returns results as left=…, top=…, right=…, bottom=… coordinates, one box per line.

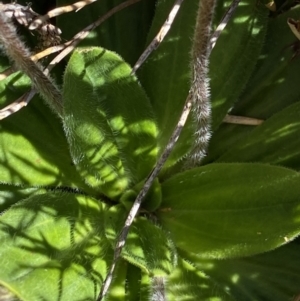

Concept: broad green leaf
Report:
left=0, top=184, right=46, bottom=213
left=0, top=192, right=111, bottom=301
left=126, top=258, right=233, bottom=301
left=0, top=72, right=87, bottom=190
left=202, top=124, right=253, bottom=165
left=63, top=47, right=158, bottom=199
left=181, top=242, right=300, bottom=301
left=158, top=163, right=300, bottom=258
left=204, top=6, right=300, bottom=164
left=166, top=258, right=234, bottom=301
left=209, top=1, right=268, bottom=130
left=105, top=205, right=177, bottom=275
left=233, top=6, right=300, bottom=120
left=56, top=0, right=155, bottom=65
left=217, top=102, right=300, bottom=169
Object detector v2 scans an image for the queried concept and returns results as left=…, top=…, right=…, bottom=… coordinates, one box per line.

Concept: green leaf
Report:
left=233, top=6, right=300, bottom=120
left=0, top=184, right=46, bottom=213
left=166, top=258, right=234, bottom=301
left=204, top=6, right=300, bottom=164
left=63, top=47, right=158, bottom=199
left=217, top=102, right=300, bottom=169
left=0, top=192, right=111, bottom=301
left=181, top=242, right=300, bottom=301
left=0, top=72, right=87, bottom=189
left=158, top=163, right=300, bottom=258
left=202, top=124, right=252, bottom=165
left=209, top=1, right=268, bottom=130
left=105, top=205, right=177, bottom=275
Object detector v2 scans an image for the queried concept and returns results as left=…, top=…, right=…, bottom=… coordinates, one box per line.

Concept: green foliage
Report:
left=0, top=192, right=112, bottom=301
left=159, top=163, right=300, bottom=258
left=0, top=71, right=86, bottom=189
left=0, top=0, right=300, bottom=300
left=63, top=47, right=158, bottom=198
left=181, top=242, right=300, bottom=301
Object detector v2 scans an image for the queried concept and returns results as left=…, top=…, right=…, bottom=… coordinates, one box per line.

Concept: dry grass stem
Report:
left=132, top=0, right=185, bottom=73
left=209, top=0, right=241, bottom=54
left=223, top=114, right=264, bottom=125
left=29, top=0, right=98, bottom=30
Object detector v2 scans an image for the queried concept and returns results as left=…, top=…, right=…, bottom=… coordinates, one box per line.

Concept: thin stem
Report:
left=208, top=0, right=241, bottom=54
left=150, top=277, right=167, bottom=301
left=223, top=114, right=264, bottom=125
left=0, top=66, right=16, bottom=81
left=0, top=90, right=35, bottom=120
left=0, top=9, right=63, bottom=116
left=132, top=0, right=185, bottom=73
left=29, top=0, right=98, bottom=30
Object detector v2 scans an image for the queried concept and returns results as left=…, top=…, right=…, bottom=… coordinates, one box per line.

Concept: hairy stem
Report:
left=185, top=0, right=216, bottom=167
left=0, top=8, right=63, bottom=116
left=150, top=277, right=167, bottom=301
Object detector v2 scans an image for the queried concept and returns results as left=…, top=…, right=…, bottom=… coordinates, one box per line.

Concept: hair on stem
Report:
left=0, top=7, right=63, bottom=116
left=184, top=0, right=216, bottom=168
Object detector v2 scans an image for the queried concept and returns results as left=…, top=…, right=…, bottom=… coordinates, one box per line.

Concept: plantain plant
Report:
left=0, top=0, right=300, bottom=300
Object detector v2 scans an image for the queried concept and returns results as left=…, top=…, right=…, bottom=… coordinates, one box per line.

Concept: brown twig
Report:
left=29, top=0, right=98, bottom=30
left=132, top=0, right=185, bottom=73
left=223, top=114, right=264, bottom=125
left=0, top=66, right=17, bottom=81
left=0, top=90, right=36, bottom=120
left=31, top=44, right=69, bottom=61
left=209, top=0, right=241, bottom=54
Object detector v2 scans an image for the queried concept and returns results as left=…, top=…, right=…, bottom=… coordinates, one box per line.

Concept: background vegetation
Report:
left=0, top=0, right=300, bottom=300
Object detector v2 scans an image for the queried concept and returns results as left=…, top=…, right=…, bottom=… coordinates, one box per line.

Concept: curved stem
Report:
left=0, top=8, right=63, bottom=116
left=185, top=0, right=216, bottom=167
